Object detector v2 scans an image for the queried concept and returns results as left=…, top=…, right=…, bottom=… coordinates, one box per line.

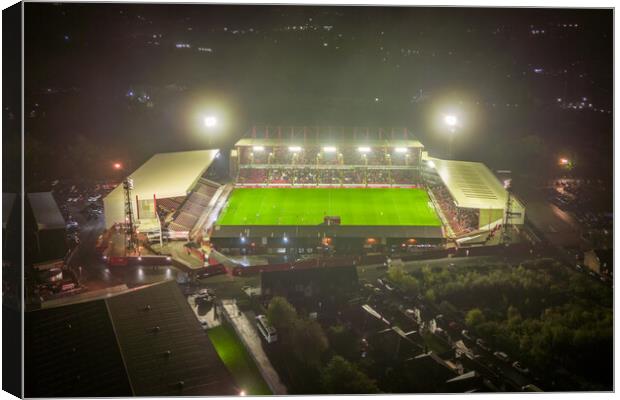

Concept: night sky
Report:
left=22, top=3, right=612, bottom=185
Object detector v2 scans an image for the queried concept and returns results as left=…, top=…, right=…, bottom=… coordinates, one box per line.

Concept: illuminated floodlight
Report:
left=358, top=146, right=371, bottom=153
left=203, top=115, right=218, bottom=128
left=113, top=162, right=123, bottom=170
left=283, top=236, right=289, bottom=243
left=559, top=158, right=570, bottom=165
left=394, top=147, right=408, bottom=153
left=239, top=391, right=246, bottom=397
left=240, top=236, right=246, bottom=243
left=289, top=146, right=302, bottom=152
left=444, top=115, right=458, bottom=127
left=323, top=146, right=337, bottom=153
left=427, top=160, right=436, bottom=168
left=253, top=146, right=265, bottom=152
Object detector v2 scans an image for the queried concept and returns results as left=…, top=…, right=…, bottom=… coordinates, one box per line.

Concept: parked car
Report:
left=512, top=361, right=530, bottom=374
left=476, top=338, right=491, bottom=352
left=462, top=329, right=473, bottom=340
left=493, top=351, right=510, bottom=362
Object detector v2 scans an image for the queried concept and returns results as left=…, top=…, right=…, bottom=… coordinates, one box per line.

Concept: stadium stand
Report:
left=167, top=174, right=221, bottom=233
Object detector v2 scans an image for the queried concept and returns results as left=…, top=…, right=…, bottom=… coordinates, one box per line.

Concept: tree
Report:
left=291, top=318, right=328, bottom=367
left=465, top=308, right=485, bottom=327
left=266, top=297, right=298, bottom=340
left=320, top=356, right=380, bottom=394
left=327, top=324, right=359, bottom=360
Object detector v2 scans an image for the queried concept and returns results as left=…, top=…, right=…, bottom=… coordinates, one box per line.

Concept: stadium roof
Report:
left=122, top=149, right=218, bottom=199
left=429, top=158, right=508, bottom=210
left=234, top=137, right=424, bottom=148
left=25, top=280, right=236, bottom=397
left=27, top=192, right=65, bottom=230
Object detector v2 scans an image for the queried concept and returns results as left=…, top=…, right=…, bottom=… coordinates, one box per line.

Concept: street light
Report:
left=113, top=162, right=123, bottom=170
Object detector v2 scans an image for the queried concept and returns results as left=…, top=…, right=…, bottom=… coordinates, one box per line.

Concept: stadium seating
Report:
left=165, top=175, right=221, bottom=232
left=429, top=183, right=479, bottom=235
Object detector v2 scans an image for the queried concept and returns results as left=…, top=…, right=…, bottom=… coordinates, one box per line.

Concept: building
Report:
left=103, top=149, right=222, bottom=238
left=25, top=192, right=67, bottom=270
left=261, top=263, right=358, bottom=300
left=25, top=280, right=236, bottom=397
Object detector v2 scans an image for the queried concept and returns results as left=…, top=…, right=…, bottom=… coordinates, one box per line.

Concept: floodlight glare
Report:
left=444, top=115, right=458, bottom=127
left=204, top=115, right=218, bottom=128
left=358, top=146, right=371, bottom=153
left=289, top=146, right=302, bottom=152
left=323, top=146, right=337, bottom=153
left=253, top=146, right=265, bottom=152
left=395, top=147, right=408, bottom=153
left=427, top=160, right=436, bottom=168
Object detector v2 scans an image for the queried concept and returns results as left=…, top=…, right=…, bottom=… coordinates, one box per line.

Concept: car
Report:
left=512, top=361, right=530, bottom=375
left=493, top=351, right=510, bottom=362
left=197, top=288, right=215, bottom=296
left=461, top=329, right=473, bottom=340
left=575, top=264, right=583, bottom=271
left=476, top=338, right=491, bottom=352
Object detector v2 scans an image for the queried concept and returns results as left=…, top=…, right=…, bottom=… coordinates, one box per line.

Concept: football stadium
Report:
left=103, top=125, right=525, bottom=257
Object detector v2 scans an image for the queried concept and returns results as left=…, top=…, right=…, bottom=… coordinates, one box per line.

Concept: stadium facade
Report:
left=103, top=125, right=525, bottom=255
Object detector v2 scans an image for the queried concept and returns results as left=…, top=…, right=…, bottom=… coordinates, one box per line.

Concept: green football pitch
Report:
left=216, top=188, right=441, bottom=226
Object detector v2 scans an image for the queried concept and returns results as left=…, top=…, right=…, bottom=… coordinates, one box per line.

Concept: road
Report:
left=65, top=201, right=174, bottom=291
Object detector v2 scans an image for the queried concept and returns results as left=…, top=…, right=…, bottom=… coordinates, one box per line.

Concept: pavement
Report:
left=220, top=299, right=287, bottom=395
left=152, top=241, right=205, bottom=269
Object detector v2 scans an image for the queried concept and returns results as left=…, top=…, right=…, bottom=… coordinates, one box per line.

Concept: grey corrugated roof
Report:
left=106, top=280, right=236, bottom=396
left=25, top=299, right=133, bottom=397
left=25, top=281, right=236, bottom=397
left=27, top=192, right=65, bottom=230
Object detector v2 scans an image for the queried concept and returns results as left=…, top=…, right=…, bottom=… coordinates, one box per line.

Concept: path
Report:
left=220, top=299, right=287, bottom=395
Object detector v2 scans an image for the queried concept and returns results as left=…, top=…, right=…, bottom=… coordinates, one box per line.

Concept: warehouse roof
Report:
left=27, top=192, right=65, bottom=230
left=429, top=158, right=508, bottom=210
left=25, top=299, right=132, bottom=397
left=25, top=281, right=236, bottom=397
left=106, top=280, right=236, bottom=396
